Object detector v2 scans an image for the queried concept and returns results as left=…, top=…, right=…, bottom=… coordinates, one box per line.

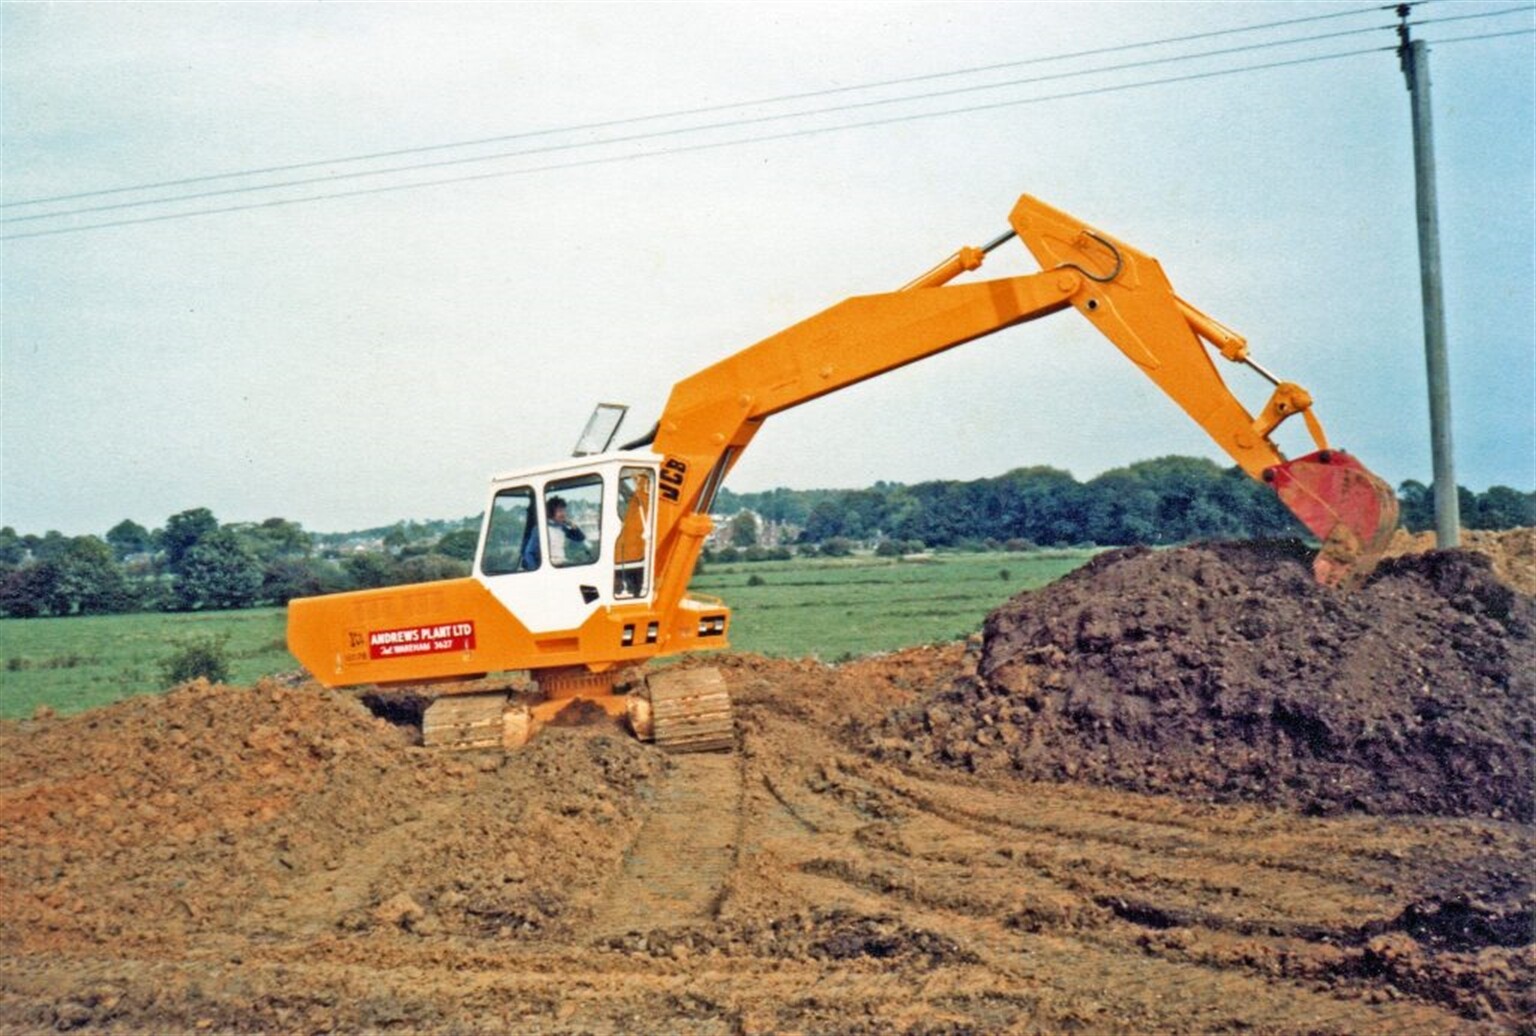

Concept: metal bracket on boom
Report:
left=1254, top=383, right=1329, bottom=452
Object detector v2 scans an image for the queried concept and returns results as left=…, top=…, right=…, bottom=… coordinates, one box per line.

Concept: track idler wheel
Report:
left=627, top=668, right=734, bottom=753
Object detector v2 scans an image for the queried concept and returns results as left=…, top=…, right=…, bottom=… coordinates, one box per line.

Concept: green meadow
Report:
left=0, top=549, right=1094, bottom=719
left=0, top=607, right=292, bottom=720
left=688, top=549, right=1095, bottom=658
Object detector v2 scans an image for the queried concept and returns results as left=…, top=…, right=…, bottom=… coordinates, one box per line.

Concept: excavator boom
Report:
left=644, top=194, right=1397, bottom=604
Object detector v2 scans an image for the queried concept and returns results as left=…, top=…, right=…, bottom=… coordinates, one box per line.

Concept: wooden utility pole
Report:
left=1398, top=5, right=1460, bottom=547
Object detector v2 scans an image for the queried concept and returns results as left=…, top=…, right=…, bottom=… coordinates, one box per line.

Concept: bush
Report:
left=159, top=634, right=231, bottom=686
left=741, top=545, right=793, bottom=563
left=174, top=531, right=262, bottom=610
left=342, top=551, right=399, bottom=591
left=746, top=574, right=766, bottom=587
left=395, top=553, right=470, bottom=584
left=435, top=528, right=480, bottom=561
left=261, top=556, right=345, bottom=604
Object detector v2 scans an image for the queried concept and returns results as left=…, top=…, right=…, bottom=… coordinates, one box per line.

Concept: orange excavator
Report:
left=288, top=193, right=1398, bottom=751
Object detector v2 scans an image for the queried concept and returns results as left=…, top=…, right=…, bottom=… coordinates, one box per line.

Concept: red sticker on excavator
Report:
left=368, top=621, right=477, bottom=659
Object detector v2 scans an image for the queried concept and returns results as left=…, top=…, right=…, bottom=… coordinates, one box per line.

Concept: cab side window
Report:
left=544, top=475, right=603, bottom=569
left=614, top=467, right=653, bottom=598
left=481, top=487, right=538, bottom=575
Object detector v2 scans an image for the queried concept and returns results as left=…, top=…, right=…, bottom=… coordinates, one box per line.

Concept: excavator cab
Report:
left=476, top=457, right=659, bottom=631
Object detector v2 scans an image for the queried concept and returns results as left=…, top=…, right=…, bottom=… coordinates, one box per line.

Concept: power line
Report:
left=1411, top=3, right=1534, bottom=27
left=0, top=1, right=1405, bottom=209
left=9, top=10, right=1526, bottom=242
left=4, top=21, right=1411, bottom=227
left=3, top=44, right=1395, bottom=242
left=1428, top=26, right=1536, bottom=42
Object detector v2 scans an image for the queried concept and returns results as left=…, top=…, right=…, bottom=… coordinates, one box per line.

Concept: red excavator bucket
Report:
left=1267, top=449, right=1400, bottom=587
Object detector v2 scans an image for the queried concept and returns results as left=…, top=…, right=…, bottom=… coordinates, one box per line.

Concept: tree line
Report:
left=719, top=456, right=1534, bottom=551
left=2, top=457, right=1530, bottom=618
left=0, top=508, right=479, bottom=619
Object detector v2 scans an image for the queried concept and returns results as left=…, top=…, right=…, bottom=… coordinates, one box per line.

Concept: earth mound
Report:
left=1384, top=525, right=1536, bottom=595
left=0, top=678, right=664, bottom=960
left=2, top=646, right=1531, bottom=1031
left=880, top=541, right=1534, bottom=820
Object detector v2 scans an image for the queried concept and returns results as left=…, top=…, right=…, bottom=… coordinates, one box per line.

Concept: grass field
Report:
left=690, top=549, right=1095, bottom=658
left=0, top=549, right=1094, bottom=719
left=0, top=608, right=293, bottom=720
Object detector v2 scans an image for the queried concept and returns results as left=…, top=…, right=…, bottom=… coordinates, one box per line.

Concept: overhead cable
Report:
left=1409, top=3, right=1534, bottom=27
left=0, top=1, right=1406, bottom=209
left=1427, top=26, right=1535, bottom=42
left=3, top=22, right=1414, bottom=227
left=3, top=44, right=1395, bottom=242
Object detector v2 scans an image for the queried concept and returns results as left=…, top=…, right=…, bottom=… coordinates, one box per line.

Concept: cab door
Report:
left=532, top=471, right=609, bottom=628
left=476, top=472, right=610, bottom=633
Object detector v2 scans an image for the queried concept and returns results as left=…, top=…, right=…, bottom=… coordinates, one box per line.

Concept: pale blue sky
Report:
left=3, top=1, right=1532, bottom=535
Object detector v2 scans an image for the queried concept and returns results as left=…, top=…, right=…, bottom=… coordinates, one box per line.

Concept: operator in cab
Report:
left=521, top=495, right=586, bottom=570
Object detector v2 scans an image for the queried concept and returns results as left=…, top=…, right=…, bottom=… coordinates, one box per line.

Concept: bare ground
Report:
left=1, top=538, right=1531, bottom=1034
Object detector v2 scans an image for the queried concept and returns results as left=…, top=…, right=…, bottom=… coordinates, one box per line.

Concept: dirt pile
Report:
left=0, top=678, right=664, bottom=962
left=1385, top=525, right=1536, bottom=594
left=1, top=646, right=1532, bottom=1032
left=879, top=541, right=1535, bottom=821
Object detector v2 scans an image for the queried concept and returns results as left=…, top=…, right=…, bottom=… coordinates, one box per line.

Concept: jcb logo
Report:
left=659, top=458, right=687, bottom=502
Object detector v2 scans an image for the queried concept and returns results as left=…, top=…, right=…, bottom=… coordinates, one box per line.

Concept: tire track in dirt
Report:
left=788, top=798, right=1458, bottom=1030
left=237, top=798, right=461, bottom=938
left=858, top=762, right=1404, bottom=892
left=724, top=686, right=1518, bottom=1030
left=777, top=844, right=1466, bottom=1035
left=590, top=752, right=745, bottom=938
left=826, top=759, right=1421, bottom=940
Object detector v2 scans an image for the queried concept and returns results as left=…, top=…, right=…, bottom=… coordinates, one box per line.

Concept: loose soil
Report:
left=1385, top=527, right=1536, bottom=595
left=882, top=542, right=1534, bottom=822
left=2, top=536, right=1531, bottom=1033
